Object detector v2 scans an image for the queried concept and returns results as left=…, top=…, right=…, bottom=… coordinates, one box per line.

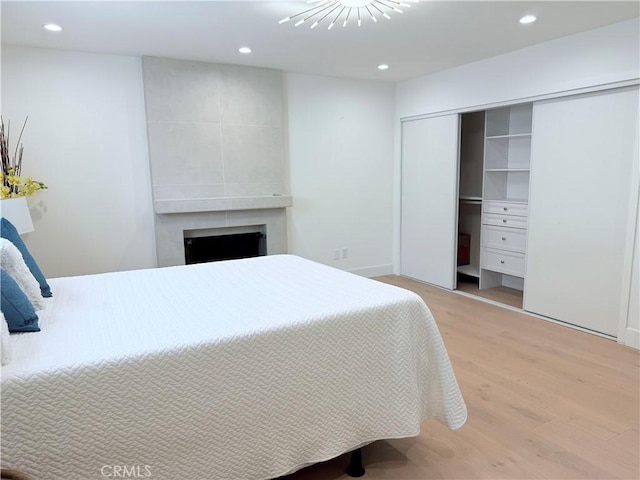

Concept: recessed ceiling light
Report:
left=43, top=23, right=63, bottom=32
left=378, top=64, right=390, bottom=70
left=519, top=15, right=537, bottom=24
left=238, top=47, right=252, bottom=54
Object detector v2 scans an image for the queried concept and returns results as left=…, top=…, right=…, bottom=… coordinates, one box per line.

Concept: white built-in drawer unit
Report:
left=482, top=225, right=527, bottom=253
left=481, top=199, right=529, bottom=278
left=482, top=213, right=528, bottom=229
left=482, top=248, right=526, bottom=277
left=483, top=201, right=528, bottom=217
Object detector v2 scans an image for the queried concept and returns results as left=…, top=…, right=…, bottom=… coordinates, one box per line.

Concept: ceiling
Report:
left=2, top=0, right=639, bottom=82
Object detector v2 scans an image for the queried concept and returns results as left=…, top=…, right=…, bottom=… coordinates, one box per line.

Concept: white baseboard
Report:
left=623, top=328, right=640, bottom=349
left=348, top=264, right=394, bottom=278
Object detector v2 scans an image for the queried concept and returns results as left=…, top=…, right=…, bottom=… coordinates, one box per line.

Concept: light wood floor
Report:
left=456, top=275, right=524, bottom=309
left=282, top=276, right=639, bottom=480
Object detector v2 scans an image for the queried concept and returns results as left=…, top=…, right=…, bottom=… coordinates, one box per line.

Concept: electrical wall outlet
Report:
left=333, top=249, right=340, bottom=260
left=341, top=247, right=349, bottom=259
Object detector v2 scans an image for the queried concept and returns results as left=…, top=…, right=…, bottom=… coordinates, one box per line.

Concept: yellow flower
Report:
left=2, top=116, right=47, bottom=198
left=1, top=173, right=47, bottom=198
left=7, top=175, right=20, bottom=186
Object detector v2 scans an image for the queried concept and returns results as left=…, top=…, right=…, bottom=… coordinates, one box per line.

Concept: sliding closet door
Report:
left=400, top=114, right=459, bottom=289
left=524, top=87, right=639, bottom=336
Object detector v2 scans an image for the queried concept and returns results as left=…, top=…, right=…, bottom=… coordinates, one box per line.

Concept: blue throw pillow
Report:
left=1, top=217, right=51, bottom=297
left=1, top=269, right=40, bottom=332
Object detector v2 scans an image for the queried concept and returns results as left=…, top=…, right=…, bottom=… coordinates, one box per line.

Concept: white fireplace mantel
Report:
left=154, top=195, right=293, bottom=214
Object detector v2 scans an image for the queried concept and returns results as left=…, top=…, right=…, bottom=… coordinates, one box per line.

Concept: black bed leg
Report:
left=345, top=448, right=365, bottom=477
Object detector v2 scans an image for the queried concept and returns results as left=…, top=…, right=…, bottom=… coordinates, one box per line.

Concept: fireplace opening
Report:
left=184, top=232, right=266, bottom=264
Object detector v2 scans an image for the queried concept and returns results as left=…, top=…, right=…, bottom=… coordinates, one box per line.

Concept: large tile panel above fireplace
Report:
left=141, top=56, right=291, bottom=266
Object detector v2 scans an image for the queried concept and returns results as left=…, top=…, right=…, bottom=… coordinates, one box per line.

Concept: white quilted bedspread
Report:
left=1, top=255, right=466, bottom=479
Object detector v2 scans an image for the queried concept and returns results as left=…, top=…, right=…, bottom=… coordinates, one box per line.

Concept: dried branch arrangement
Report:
left=0, top=116, right=47, bottom=198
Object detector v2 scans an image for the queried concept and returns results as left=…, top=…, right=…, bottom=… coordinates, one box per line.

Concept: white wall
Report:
left=1, top=46, right=156, bottom=277
left=396, top=18, right=639, bottom=118
left=287, top=74, right=395, bottom=277
left=622, top=109, right=640, bottom=347
left=625, top=191, right=640, bottom=348
left=4, top=19, right=637, bottom=286
left=1, top=47, right=396, bottom=279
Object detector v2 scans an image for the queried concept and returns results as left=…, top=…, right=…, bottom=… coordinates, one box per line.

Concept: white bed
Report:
left=1, top=254, right=466, bottom=479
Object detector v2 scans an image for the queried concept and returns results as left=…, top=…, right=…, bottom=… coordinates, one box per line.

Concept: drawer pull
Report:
left=484, top=213, right=528, bottom=229
left=482, top=248, right=525, bottom=276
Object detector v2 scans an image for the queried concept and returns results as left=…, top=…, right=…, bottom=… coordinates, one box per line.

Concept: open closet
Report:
left=456, top=104, right=532, bottom=308
left=400, top=85, right=638, bottom=337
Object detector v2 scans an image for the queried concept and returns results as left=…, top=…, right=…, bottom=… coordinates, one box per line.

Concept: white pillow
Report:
left=0, top=237, right=45, bottom=310
left=1, top=311, right=11, bottom=366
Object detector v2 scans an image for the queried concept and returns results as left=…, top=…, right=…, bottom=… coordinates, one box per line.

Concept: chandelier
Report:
left=279, top=0, right=419, bottom=30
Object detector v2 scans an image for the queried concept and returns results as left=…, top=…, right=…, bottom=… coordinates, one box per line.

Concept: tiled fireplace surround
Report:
left=154, top=207, right=289, bottom=267
left=142, top=57, right=292, bottom=266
